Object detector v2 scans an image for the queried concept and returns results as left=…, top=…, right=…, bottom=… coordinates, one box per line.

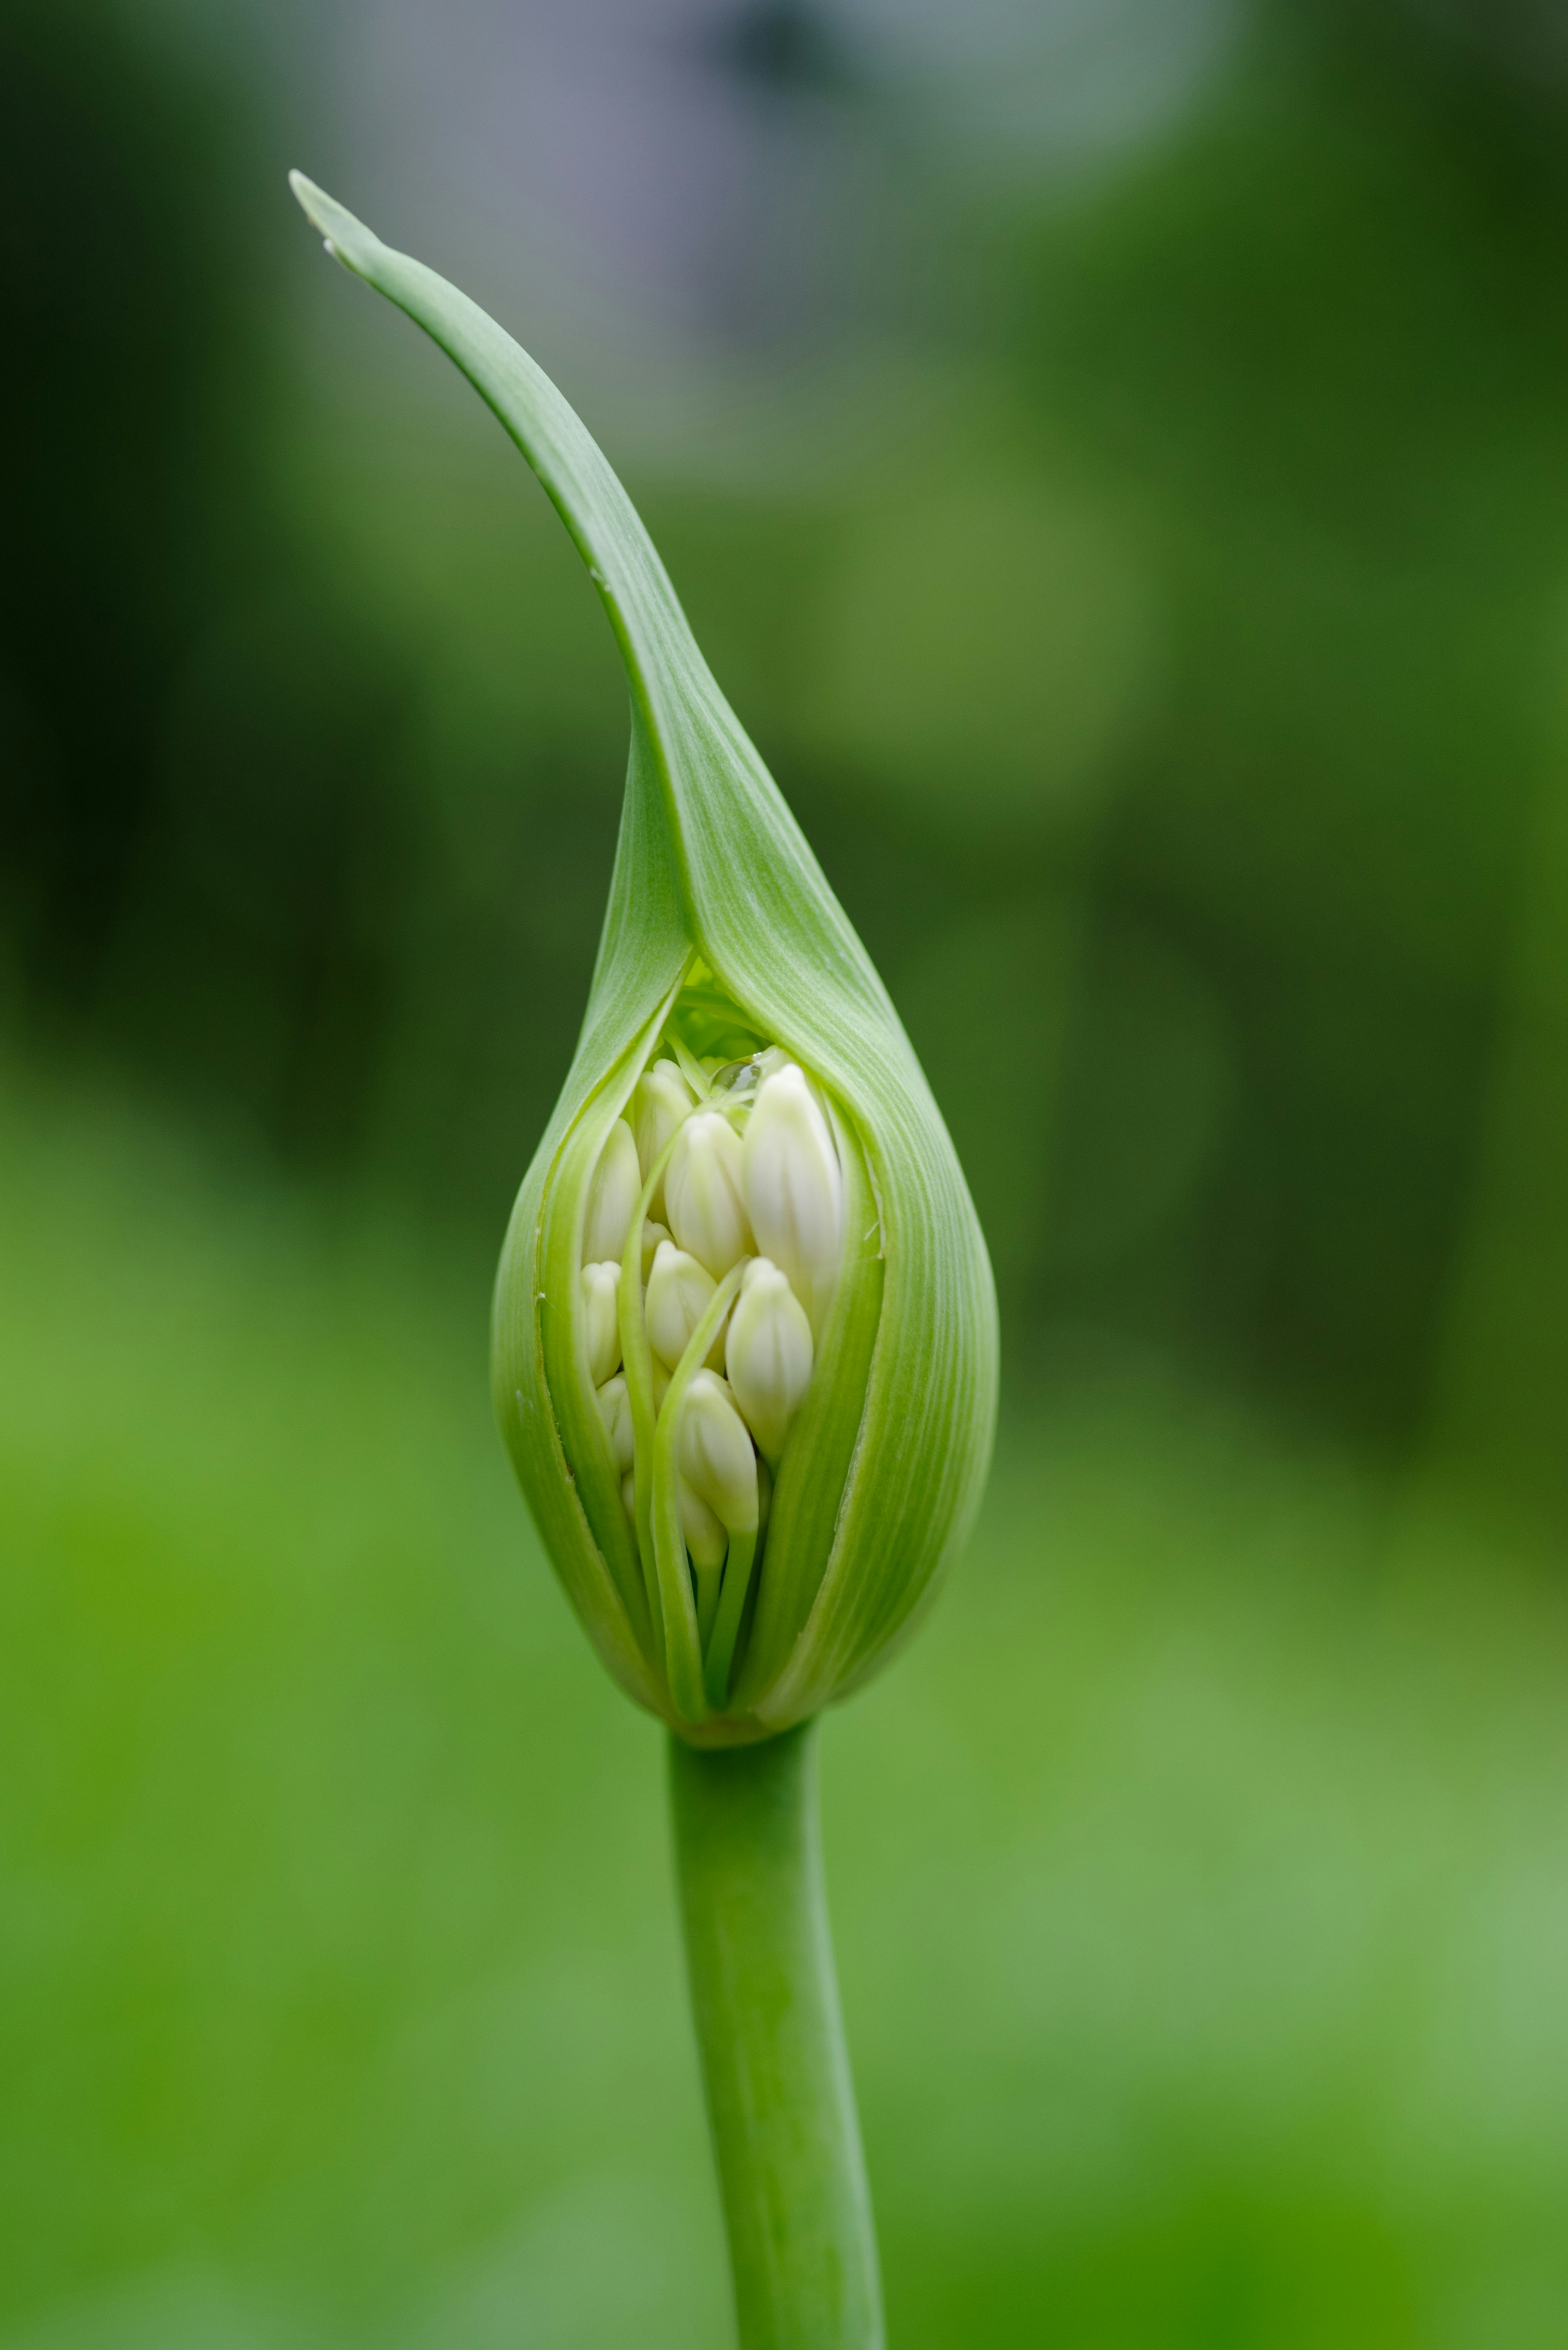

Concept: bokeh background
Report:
left=7, top=0, right=1568, bottom=2341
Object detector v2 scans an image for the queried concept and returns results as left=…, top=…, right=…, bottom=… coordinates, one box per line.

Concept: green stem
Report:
left=668, top=1722, right=884, bottom=2350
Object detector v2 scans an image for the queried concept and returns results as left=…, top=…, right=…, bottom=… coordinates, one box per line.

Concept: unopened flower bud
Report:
left=596, top=1372, right=635, bottom=1474
left=646, top=1239, right=729, bottom=1373
left=580, top=1261, right=622, bottom=1385
left=678, top=1477, right=728, bottom=1572
left=630, top=1059, right=695, bottom=1220
left=665, top=1112, right=753, bottom=1279
left=295, top=178, right=996, bottom=1739
left=741, top=1066, right=843, bottom=1335
left=677, top=1369, right=760, bottom=1536
left=583, top=1119, right=640, bottom=1266
left=724, top=1257, right=813, bottom=1465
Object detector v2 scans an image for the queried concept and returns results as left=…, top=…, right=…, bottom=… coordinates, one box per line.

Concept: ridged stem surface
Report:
left=668, top=1722, right=883, bottom=2349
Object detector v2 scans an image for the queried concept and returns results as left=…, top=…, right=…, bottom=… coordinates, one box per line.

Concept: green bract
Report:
left=291, top=174, right=999, bottom=1746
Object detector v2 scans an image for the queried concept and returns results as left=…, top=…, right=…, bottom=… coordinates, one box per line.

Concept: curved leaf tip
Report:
left=288, top=171, right=380, bottom=277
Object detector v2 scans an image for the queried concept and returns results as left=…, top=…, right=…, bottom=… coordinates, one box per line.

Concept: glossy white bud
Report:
left=595, top=1372, right=635, bottom=1473
left=630, top=1059, right=695, bottom=1219
left=665, top=1110, right=753, bottom=1278
left=582, top=1119, right=641, bottom=1266
left=724, top=1255, right=814, bottom=1465
left=646, top=1240, right=728, bottom=1373
left=580, top=1260, right=622, bottom=1385
left=677, top=1368, right=759, bottom=1535
left=740, top=1064, right=843, bottom=1333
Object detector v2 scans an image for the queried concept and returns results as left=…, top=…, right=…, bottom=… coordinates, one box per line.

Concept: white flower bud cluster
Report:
left=578, top=1047, right=845, bottom=1676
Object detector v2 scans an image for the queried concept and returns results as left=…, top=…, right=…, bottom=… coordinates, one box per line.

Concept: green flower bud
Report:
left=290, top=176, right=999, bottom=1744
left=725, top=1258, right=813, bottom=1467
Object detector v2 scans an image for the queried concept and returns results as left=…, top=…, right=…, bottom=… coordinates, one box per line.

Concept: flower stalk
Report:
left=670, top=1724, right=883, bottom=2350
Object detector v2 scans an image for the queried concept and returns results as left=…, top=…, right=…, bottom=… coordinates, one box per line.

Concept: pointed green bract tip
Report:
left=287, top=171, right=381, bottom=275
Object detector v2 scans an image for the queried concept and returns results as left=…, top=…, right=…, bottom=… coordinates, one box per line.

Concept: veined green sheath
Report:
left=291, top=172, right=998, bottom=2350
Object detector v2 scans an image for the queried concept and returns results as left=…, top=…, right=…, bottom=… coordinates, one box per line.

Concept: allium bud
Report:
left=646, top=1240, right=727, bottom=1373
left=664, top=1112, right=753, bottom=1280
left=725, top=1257, right=813, bottom=1466
left=292, top=178, right=998, bottom=1744
left=678, top=1370, right=760, bottom=1538
left=678, top=1477, right=729, bottom=1573
left=583, top=1119, right=640, bottom=1268
left=630, top=1059, right=694, bottom=1221
left=580, top=1262, right=622, bottom=1387
left=740, top=1069, right=843, bottom=1338
left=596, top=1372, right=635, bottom=1475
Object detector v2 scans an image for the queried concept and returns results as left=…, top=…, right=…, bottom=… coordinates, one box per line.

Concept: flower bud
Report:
left=725, top=1257, right=813, bottom=1465
left=580, top=1262, right=622, bottom=1386
left=665, top=1112, right=753, bottom=1279
left=583, top=1119, right=640, bottom=1266
left=678, top=1477, right=728, bottom=1572
left=646, top=1239, right=728, bottom=1373
left=596, top=1372, right=635, bottom=1474
left=292, top=178, right=998, bottom=1745
left=741, top=1066, right=844, bottom=1336
left=641, top=1219, right=671, bottom=1285
left=630, top=1059, right=694, bottom=1220
left=677, top=1369, right=760, bottom=1536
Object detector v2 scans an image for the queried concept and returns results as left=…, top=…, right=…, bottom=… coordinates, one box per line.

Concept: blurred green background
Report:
left=7, top=0, right=1568, bottom=2341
